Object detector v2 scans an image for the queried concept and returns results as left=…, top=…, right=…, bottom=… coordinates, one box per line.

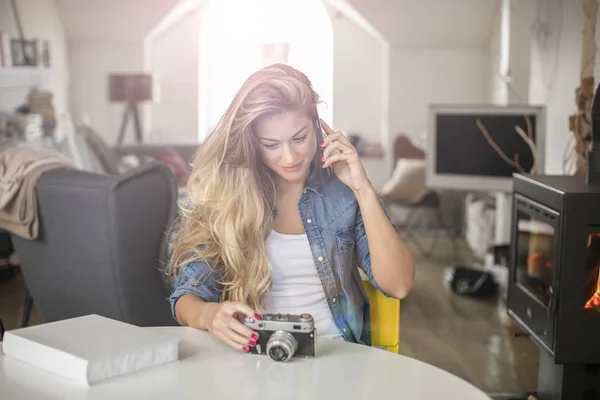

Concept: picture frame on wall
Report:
left=10, top=38, right=38, bottom=66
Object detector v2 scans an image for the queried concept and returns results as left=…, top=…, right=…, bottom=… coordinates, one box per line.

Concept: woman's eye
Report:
left=264, top=143, right=278, bottom=149
left=294, top=135, right=307, bottom=143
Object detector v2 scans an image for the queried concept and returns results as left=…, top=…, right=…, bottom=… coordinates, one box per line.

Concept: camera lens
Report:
left=270, top=347, right=286, bottom=361
left=266, top=331, right=298, bottom=362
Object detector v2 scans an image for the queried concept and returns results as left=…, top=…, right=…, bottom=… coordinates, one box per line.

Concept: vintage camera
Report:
left=243, top=313, right=316, bottom=362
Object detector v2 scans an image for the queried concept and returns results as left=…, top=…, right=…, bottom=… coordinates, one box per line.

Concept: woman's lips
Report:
left=281, top=163, right=301, bottom=172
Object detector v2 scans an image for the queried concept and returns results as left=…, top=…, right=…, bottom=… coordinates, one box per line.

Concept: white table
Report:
left=0, top=326, right=492, bottom=400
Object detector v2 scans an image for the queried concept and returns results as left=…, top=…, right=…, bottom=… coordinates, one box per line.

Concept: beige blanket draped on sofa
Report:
left=0, top=147, right=75, bottom=239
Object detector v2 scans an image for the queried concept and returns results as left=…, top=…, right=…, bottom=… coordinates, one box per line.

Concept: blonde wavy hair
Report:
left=168, top=63, right=323, bottom=311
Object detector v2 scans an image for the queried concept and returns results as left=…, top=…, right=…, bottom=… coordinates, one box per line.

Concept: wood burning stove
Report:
left=508, top=174, right=600, bottom=399
left=505, top=80, right=600, bottom=399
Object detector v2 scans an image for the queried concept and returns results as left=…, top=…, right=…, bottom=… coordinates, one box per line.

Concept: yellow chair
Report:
left=363, top=278, right=401, bottom=353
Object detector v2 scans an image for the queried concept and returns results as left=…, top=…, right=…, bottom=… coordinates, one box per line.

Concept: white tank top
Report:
left=261, top=229, right=343, bottom=340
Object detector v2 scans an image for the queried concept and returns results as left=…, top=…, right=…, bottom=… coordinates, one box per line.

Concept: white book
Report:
left=1, top=314, right=180, bottom=386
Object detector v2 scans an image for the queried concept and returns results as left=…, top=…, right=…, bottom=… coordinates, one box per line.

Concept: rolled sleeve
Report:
left=354, top=194, right=395, bottom=297
left=169, top=259, right=221, bottom=322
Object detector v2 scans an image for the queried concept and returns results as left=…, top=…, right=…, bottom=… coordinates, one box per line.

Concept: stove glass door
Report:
left=514, top=210, right=555, bottom=307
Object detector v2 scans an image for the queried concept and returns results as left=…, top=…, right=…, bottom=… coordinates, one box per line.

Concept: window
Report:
left=198, top=0, right=333, bottom=141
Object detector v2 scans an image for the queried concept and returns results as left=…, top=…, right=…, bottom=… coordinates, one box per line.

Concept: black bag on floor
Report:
left=444, top=266, right=498, bottom=298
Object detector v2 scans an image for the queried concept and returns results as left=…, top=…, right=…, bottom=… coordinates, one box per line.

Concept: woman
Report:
left=168, top=64, right=414, bottom=352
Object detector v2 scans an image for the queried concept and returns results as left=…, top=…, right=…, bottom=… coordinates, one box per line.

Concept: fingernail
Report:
left=249, top=340, right=256, bottom=347
left=243, top=346, right=249, bottom=352
left=254, top=313, right=261, bottom=320
left=251, top=333, right=258, bottom=340
left=320, top=141, right=325, bottom=147
left=321, top=163, right=326, bottom=168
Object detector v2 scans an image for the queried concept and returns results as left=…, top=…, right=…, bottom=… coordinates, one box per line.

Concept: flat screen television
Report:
left=426, top=104, right=546, bottom=192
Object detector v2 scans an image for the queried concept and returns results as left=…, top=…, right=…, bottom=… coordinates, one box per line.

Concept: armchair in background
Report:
left=379, top=135, right=459, bottom=259
left=10, top=163, right=179, bottom=327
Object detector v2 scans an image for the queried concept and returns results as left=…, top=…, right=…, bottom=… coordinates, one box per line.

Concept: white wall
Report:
left=529, top=0, right=582, bottom=174
left=488, top=0, right=535, bottom=105
left=488, top=0, right=507, bottom=104
left=69, top=42, right=144, bottom=145
left=0, top=0, right=69, bottom=118
left=389, top=49, right=488, bottom=144
left=507, top=0, right=535, bottom=104
left=150, top=8, right=203, bottom=143
left=330, top=11, right=383, bottom=143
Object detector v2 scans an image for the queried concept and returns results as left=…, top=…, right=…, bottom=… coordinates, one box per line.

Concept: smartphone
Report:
left=314, top=111, right=332, bottom=177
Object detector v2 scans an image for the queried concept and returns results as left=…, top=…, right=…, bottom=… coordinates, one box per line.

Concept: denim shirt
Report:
left=168, top=170, right=392, bottom=346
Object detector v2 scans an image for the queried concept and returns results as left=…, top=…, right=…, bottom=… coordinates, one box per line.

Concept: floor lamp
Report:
left=109, top=73, right=153, bottom=145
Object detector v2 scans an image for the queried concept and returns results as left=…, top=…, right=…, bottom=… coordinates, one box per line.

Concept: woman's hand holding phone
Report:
left=319, top=119, right=372, bottom=193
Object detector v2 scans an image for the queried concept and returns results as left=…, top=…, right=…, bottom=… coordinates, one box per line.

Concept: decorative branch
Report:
left=513, top=153, right=524, bottom=172
left=475, top=115, right=538, bottom=174
left=514, top=125, right=538, bottom=173
left=525, top=115, right=533, bottom=141
left=475, top=118, right=527, bottom=173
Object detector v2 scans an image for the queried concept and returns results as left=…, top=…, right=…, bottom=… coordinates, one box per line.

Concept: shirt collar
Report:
left=271, top=168, right=327, bottom=218
left=303, top=168, right=326, bottom=197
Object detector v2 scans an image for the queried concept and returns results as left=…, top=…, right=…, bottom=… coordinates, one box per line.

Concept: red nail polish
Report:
left=254, top=313, right=261, bottom=320
left=243, top=346, right=249, bottom=352
left=320, top=141, right=325, bottom=147
left=249, top=340, right=256, bottom=346
left=251, top=333, right=258, bottom=340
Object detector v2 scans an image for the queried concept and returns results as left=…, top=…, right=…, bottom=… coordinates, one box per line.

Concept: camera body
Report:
left=243, top=313, right=316, bottom=362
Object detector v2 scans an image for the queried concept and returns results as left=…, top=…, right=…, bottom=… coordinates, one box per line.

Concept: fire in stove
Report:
left=584, top=233, right=600, bottom=311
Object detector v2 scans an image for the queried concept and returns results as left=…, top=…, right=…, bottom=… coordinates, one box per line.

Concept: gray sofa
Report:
left=10, top=162, right=179, bottom=327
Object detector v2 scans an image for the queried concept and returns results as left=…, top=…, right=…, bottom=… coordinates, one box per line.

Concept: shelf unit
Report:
left=0, top=67, right=65, bottom=90
left=0, top=67, right=68, bottom=113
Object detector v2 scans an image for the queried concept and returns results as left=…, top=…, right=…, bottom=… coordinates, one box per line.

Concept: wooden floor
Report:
left=0, top=236, right=539, bottom=395
left=398, top=236, right=539, bottom=395
left=0, top=270, right=43, bottom=330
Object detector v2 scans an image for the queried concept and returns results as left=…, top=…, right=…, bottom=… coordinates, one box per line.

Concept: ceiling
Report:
left=53, top=0, right=500, bottom=49
left=54, top=0, right=180, bottom=43
left=346, top=0, right=501, bottom=49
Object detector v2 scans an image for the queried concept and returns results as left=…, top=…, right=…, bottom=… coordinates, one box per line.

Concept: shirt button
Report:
left=307, top=219, right=312, bottom=224
left=318, top=256, right=323, bottom=262
left=343, top=328, right=347, bottom=332
left=332, top=297, right=337, bottom=303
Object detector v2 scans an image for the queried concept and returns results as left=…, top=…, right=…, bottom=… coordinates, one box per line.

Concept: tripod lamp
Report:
left=108, top=73, right=153, bottom=145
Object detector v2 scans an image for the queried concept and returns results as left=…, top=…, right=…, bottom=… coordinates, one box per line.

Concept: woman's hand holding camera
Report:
left=203, top=301, right=260, bottom=352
